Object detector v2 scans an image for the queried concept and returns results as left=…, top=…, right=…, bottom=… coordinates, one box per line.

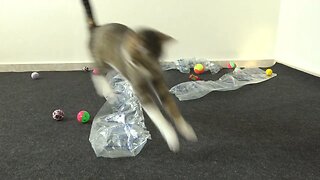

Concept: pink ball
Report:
left=77, top=110, right=91, bottom=124
left=227, top=61, right=236, bottom=69
left=92, top=68, right=99, bottom=75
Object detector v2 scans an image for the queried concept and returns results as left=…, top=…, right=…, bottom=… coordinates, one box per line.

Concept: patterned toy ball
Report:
left=189, top=74, right=200, bottom=81
left=266, top=69, right=273, bottom=76
left=77, top=110, right=91, bottom=124
left=31, top=72, right=40, bottom=80
left=82, top=66, right=90, bottom=72
left=52, top=109, right=64, bottom=121
left=227, top=61, right=236, bottom=69
left=194, top=64, right=205, bottom=74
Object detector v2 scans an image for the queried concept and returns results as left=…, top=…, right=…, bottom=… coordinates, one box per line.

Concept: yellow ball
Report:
left=194, top=64, right=205, bottom=74
left=266, top=69, right=273, bottom=76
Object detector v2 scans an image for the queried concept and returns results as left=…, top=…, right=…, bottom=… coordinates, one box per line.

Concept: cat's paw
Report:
left=164, top=127, right=180, bottom=152
left=91, top=74, right=114, bottom=98
left=176, top=118, right=198, bottom=142
left=142, top=104, right=180, bottom=152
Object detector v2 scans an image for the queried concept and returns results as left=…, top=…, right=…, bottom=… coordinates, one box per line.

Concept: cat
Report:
left=81, top=0, right=197, bottom=152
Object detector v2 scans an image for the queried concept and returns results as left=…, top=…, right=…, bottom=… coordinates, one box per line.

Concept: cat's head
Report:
left=135, top=29, right=174, bottom=59
left=125, top=29, right=174, bottom=61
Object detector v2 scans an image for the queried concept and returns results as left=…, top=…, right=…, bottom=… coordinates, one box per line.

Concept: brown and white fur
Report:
left=81, top=0, right=197, bottom=152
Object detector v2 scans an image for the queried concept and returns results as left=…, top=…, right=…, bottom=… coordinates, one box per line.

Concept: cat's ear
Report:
left=155, top=31, right=175, bottom=43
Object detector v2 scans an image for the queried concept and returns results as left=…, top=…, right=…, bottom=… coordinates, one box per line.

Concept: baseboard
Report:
left=276, top=59, right=320, bottom=77
left=0, top=59, right=276, bottom=72
left=213, top=59, right=276, bottom=68
left=0, top=63, right=94, bottom=72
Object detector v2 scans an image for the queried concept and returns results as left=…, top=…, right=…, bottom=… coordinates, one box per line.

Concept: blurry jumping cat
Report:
left=81, top=0, right=197, bottom=152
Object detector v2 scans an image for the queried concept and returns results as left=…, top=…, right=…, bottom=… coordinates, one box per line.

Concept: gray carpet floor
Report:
left=0, top=63, right=319, bottom=179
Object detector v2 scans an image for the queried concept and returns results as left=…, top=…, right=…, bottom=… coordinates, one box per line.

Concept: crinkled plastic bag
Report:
left=89, top=72, right=151, bottom=158
left=161, top=58, right=222, bottom=74
left=89, top=59, right=275, bottom=158
left=170, top=68, right=277, bottom=101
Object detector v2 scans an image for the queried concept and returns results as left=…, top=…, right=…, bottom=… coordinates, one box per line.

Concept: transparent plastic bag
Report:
left=170, top=68, right=277, bottom=101
left=89, top=72, right=151, bottom=158
left=89, top=59, right=275, bottom=158
left=161, top=58, right=222, bottom=74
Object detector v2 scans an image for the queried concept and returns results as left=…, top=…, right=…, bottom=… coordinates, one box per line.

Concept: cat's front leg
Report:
left=91, top=74, right=116, bottom=102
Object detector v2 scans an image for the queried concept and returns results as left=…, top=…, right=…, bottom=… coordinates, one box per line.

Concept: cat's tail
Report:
left=81, top=0, right=97, bottom=30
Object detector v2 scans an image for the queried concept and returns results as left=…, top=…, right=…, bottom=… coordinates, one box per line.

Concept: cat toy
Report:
left=92, top=68, right=99, bottom=75
left=52, top=109, right=65, bottom=121
left=189, top=74, right=200, bottom=81
left=31, top=72, right=40, bottom=80
left=194, top=64, right=205, bottom=74
left=77, top=110, right=91, bottom=124
left=82, top=66, right=90, bottom=72
left=266, top=69, right=273, bottom=76
left=227, top=61, right=236, bottom=69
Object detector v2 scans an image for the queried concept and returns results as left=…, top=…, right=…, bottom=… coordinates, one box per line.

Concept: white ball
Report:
left=233, top=67, right=242, bottom=73
left=31, top=72, right=40, bottom=79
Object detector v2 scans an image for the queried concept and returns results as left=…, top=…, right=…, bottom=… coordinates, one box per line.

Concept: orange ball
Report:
left=194, top=64, right=205, bottom=74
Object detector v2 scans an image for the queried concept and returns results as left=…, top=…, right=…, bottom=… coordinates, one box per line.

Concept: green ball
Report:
left=77, top=110, right=91, bottom=123
left=228, top=61, right=236, bottom=69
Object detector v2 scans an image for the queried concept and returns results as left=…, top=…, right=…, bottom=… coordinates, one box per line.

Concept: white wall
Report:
left=0, top=0, right=280, bottom=64
left=275, top=0, right=320, bottom=76
left=0, top=0, right=88, bottom=64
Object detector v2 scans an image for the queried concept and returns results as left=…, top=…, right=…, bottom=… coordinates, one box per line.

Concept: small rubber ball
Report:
left=194, top=64, right=205, bottom=74
left=52, top=109, right=64, bottom=121
left=227, top=61, right=236, bottom=69
left=77, top=110, right=91, bottom=124
left=82, top=66, right=90, bottom=72
left=31, top=72, right=40, bottom=80
left=92, top=68, right=99, bottom=75
left=266, top=69, right=273, bottom=76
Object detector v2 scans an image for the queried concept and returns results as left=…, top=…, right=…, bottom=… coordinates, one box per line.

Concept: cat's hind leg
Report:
left=133, top=83, right=180, bottom=152
left=152, top=76, right=198, bottom=142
